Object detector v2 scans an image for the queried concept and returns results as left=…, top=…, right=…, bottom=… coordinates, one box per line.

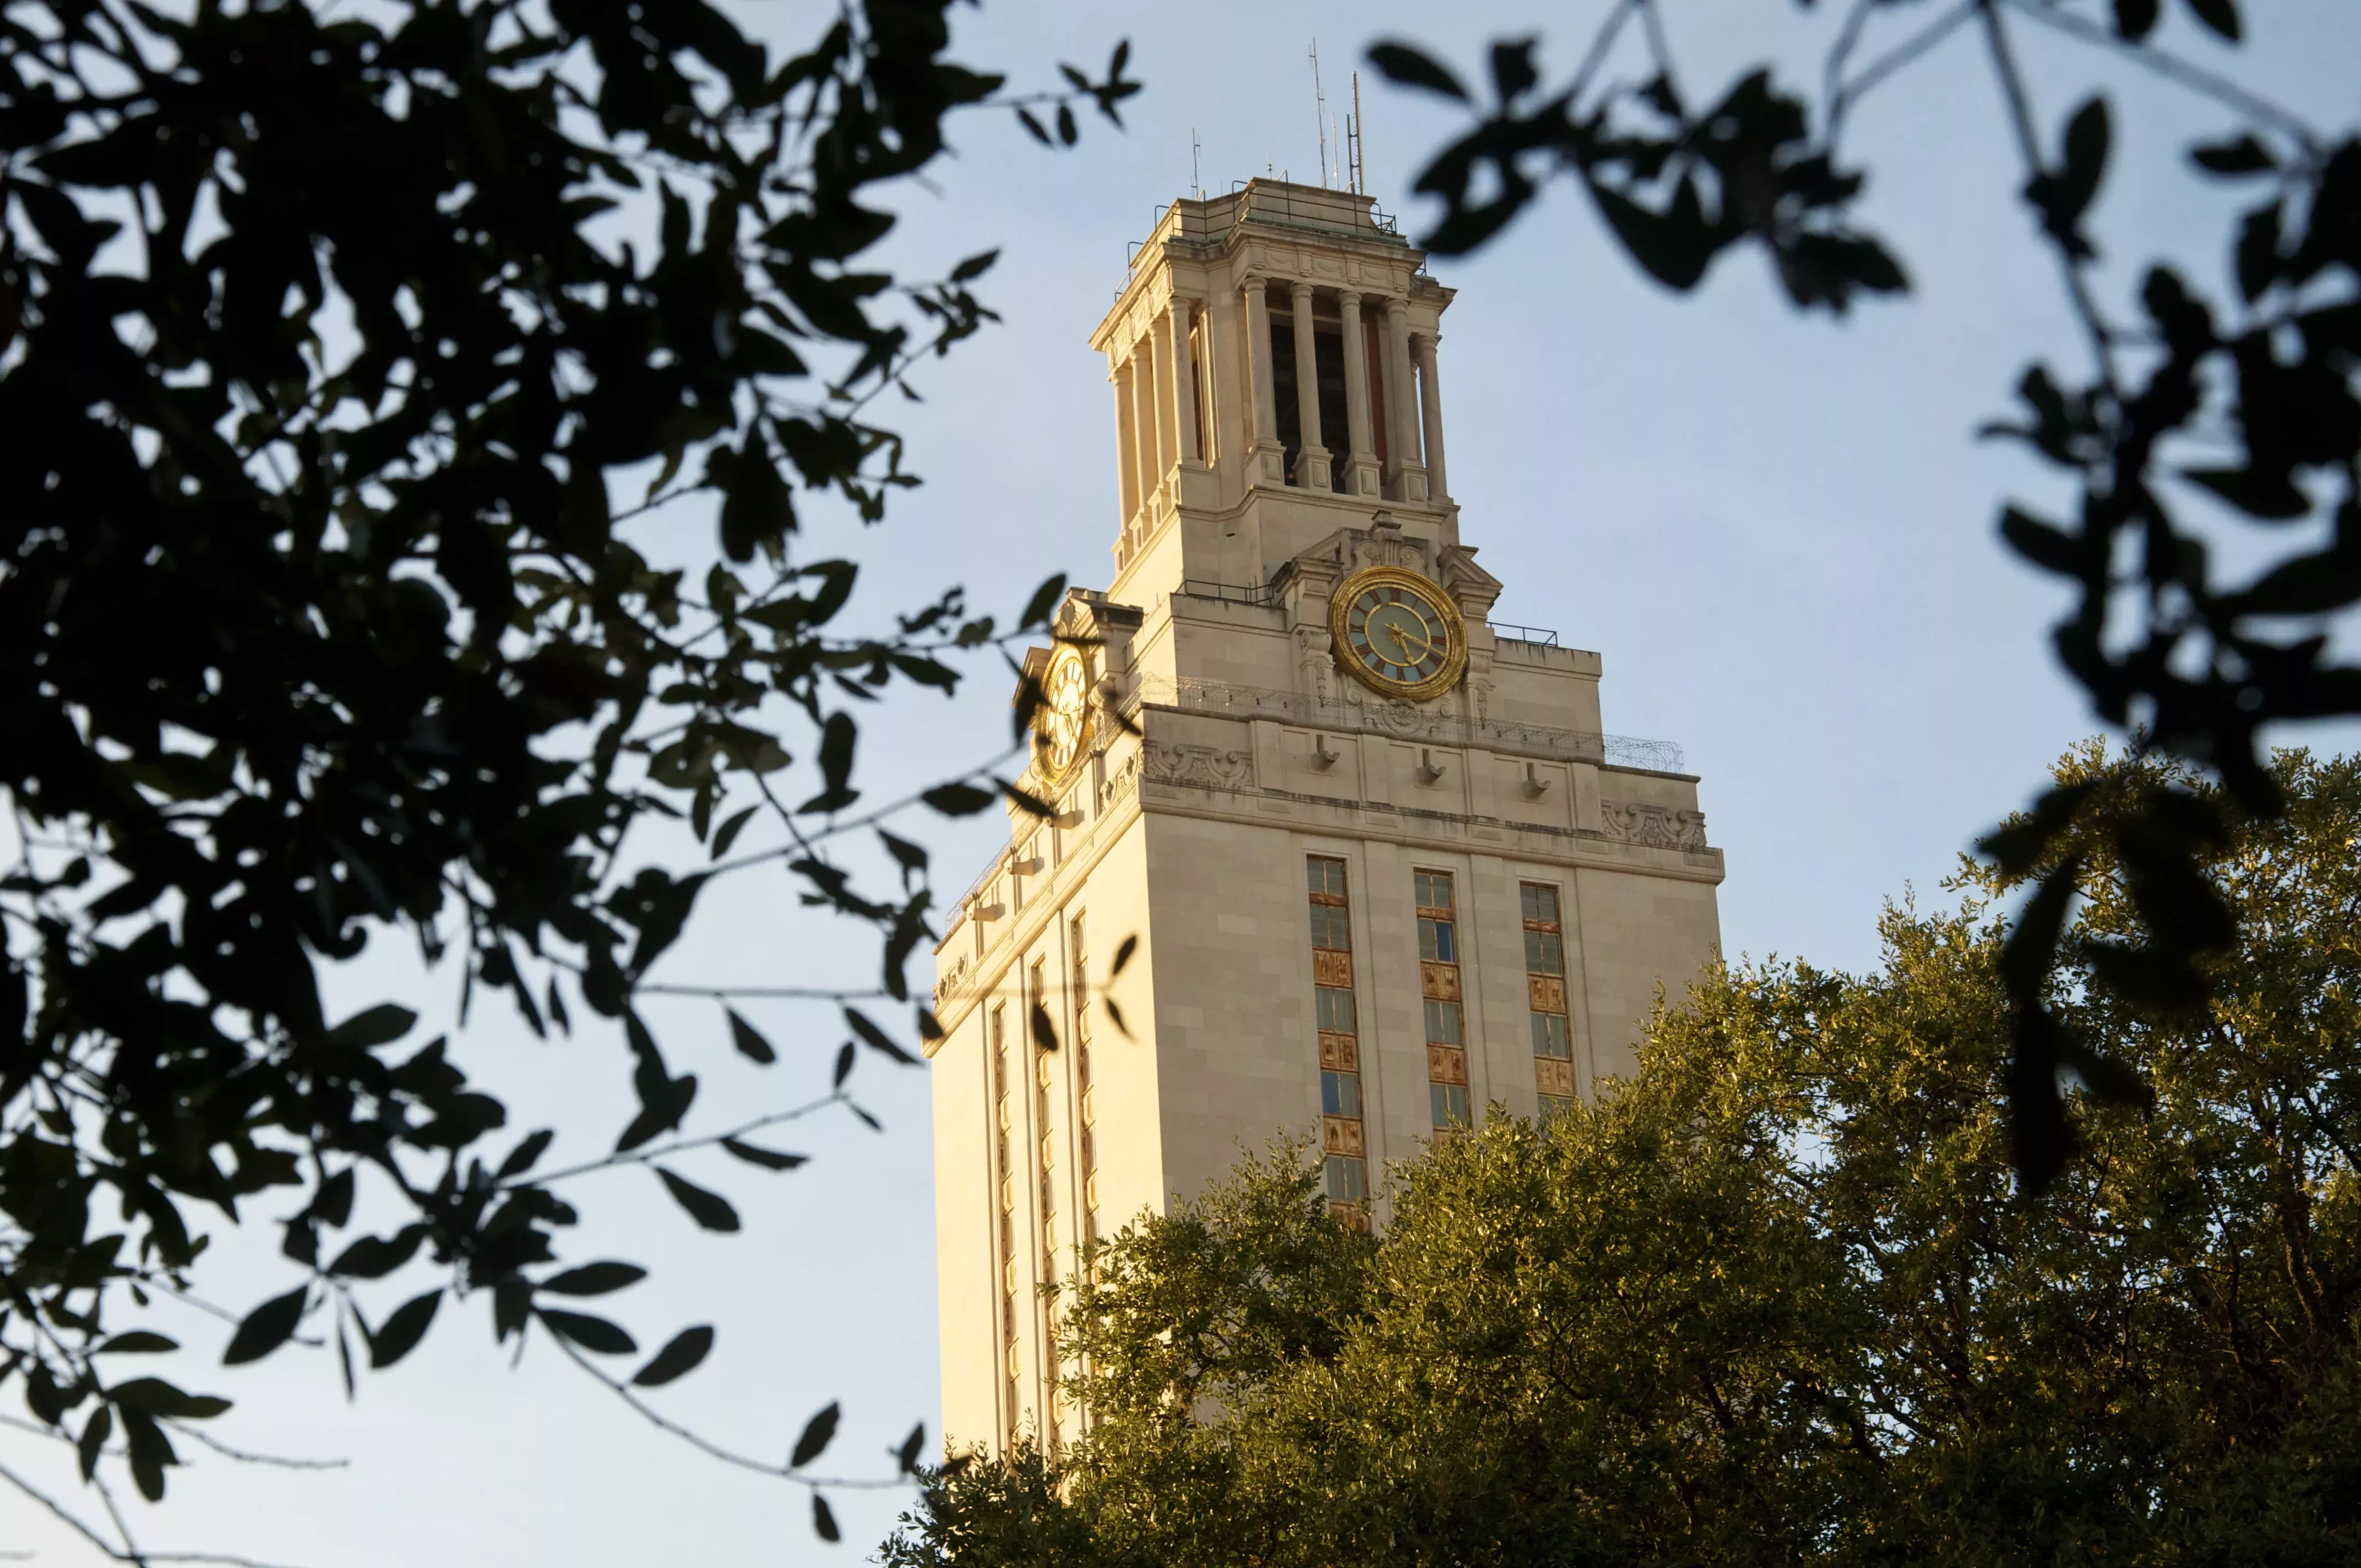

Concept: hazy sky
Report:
left=12, top=2, right=2358, bottom=1563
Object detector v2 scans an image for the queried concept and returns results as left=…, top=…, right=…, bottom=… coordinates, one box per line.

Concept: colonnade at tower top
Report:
left=1089, top=181, right=1455, bottom=593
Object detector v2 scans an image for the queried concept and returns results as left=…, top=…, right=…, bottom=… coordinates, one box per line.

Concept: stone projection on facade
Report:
left=926, top=181, right=1724, bottom=1457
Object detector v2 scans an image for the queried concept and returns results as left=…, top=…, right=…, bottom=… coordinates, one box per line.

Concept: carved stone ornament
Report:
left=1294, top=627, right=1335, bottom=702
left=1097, top=749, right=1140, bottom=814
left=1143, top=741, right=1254, bottom=790
left=1599, top=802, right=1710, bottom=851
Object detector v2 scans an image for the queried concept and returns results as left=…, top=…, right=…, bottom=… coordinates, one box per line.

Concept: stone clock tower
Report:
left=926, top=181, right=1722, bottom=1456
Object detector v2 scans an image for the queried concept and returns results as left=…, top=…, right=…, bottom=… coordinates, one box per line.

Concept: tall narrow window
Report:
left=1307, top=856, right=1368, bottom=1224
left=1524, top=883, right=1575, bottom=1120
left=1071, top=914, right=1098, bottom=1260
left=1029, top=958, right=1059, bottom=1449
left=991, top=1006, right=1019, bottom=1444
left=1187, top=313, right=1212, bottom=465
left=1417, top=869, right=1470, bottom=1131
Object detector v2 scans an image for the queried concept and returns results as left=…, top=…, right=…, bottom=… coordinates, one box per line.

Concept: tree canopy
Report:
left=889, top=748, right=2361, bottom=1567
left=1370, top=0, right=2361, bottom=1191
left=0, top=0, right=1134, bottom=1544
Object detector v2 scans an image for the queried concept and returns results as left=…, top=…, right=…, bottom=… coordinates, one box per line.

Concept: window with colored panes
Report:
left=1416, top=870, right=1470, bottom=1130
left=1307, top=857, right=1367, bottom=1222
left=1522, top=883, right=1575, bottom=1119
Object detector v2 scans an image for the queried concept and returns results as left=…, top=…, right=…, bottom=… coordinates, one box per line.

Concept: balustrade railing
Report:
left=1122, top=676, right=1684, bottom=772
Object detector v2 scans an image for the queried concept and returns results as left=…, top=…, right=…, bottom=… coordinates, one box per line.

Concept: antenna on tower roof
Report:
left=1310, top=42, right=1330, bottom=188
left=1348, top=71, right=1366, bottom=195
left=1190, top=128, right=1203, bottom=200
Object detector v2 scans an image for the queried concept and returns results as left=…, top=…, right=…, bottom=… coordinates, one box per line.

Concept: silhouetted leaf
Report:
left=710, top=805, right=759, bottom=859
left=922, top=782, right=998, bottom=816
left=78, top=1406, right=110, bottom=1482
left=498, top=1130, right=557, bottom=1179
left=845, top=1006, right=918, bottom=1064
left=121, top=1407, right=173, bottom=1501
left=223, top=1287, right=309, bottom=1366
left=2191, top=133, right=2275, bottom=175
left=2083, top=940, right=2211, bottom=1012
left=792, top=1401, right=842, bottom=1467
left=542, top=1262, right=648, bottom=1297
left=328, top=1226, right=429, bottom=1280
left=1019, top=573, right=1068, bottom=629
left=833, top=1041, right=857, bottom=1088
left=367, top=1291, right=441, bottom=1368
left=728, top=1009, right=778, bottom=1065
left=813, top=1492, right=842, bottom=1542
left=538, top=1309, right=638, bottom=1355
left=657, top=1167, right=742, bottom=1232
left=1368, top=40, right=1470, bottom=100
left=326, top=1004, right=417, bottom=1050
left=1003, top=780, right=1058, bottom=820
left=632, top=1326, right=716, bottom=1387
left=896, top=1420, right=927, bottom=1474
left=721, top=1138, right=809, bottom=1171
left=2183, top=0, right=2239, bottom=41
left=1999, top=505, right=2093, bottom=580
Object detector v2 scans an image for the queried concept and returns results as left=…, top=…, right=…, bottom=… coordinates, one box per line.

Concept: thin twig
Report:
left=0, top=1412, right=344, bottom=1475
left=1634, top=0, right=1684, bottom=107
left=514, top=1090, right=850, bottom=1190
left=1566, top=0, right=1643, bottom=110
left=1831, top=0, right=1980, bottom=147
left=631, top=981, right=892, bottom=1000
left=0, top=1456, right=312, bottom=1568
left=541, top=1331, right=912, bottom=1490
left=1976, top=0, right=2121, bottom=393
left=703, top=738, right=1026, bottom=875
left=2004, top=0, right=2325, bottom=153
left=164, top=1423, right=348, bottom=1472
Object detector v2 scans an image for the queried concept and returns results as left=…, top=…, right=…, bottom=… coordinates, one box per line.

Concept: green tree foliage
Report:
left=0, top=0, right=1135, bottom=1534
left=889, top=749, right=2361, bottom=1566
left=1367, top=1, right=2361, bottom=1190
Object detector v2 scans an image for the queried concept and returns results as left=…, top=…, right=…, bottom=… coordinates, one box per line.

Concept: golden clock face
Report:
left=1330, top=568, right=1467, bottom=701
left=1034, top=645, right=1092, bottom=779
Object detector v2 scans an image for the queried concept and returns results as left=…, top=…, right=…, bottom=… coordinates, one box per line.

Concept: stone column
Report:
left=1241, top=276, right=1283, bottom=487
left=1128, top=337, right=1160, bottom=516
left=1204, top=285, right=1243, bottom=479
left=1112, top=358, right=1139, bottom=521
left=1144, top=324, right=1171, bottom=486
left=1165, top=300, right=1201, bottom=467
left=1337, top=290, right=1380, bottom=497
left=1413, top=330, right=1448, bottom=503
left=1288, top=281, right=1332, bottom=491
left=1381, top=298, right=1428, bottom=502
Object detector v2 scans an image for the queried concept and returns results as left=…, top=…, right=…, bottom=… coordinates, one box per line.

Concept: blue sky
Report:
left=12, top=3, right=2357, bottom=1563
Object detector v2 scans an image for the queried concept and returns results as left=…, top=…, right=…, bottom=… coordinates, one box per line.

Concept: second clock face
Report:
left=1332, top=569, right=1466, bottom=700
left=1035, top=644, right=1092, bottom=779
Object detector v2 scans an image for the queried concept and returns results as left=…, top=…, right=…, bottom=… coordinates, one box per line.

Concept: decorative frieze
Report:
left=1600, top=802, right=1710, bottom=851
left=1143, top=741, right=1254, bottom=790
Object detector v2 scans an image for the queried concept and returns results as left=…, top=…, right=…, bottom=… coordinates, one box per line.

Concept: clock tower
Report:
left=926, top=181, right=1723, bottom=1456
